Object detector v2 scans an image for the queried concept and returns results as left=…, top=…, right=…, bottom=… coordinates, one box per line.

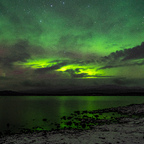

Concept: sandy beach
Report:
left=1, top=103, right=144, bottom=144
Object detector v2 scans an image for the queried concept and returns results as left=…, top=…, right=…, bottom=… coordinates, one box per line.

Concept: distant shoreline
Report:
left=1, top=90, right=144, bottom=96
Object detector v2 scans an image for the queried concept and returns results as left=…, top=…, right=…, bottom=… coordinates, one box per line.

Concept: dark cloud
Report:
left=9, top=40, right=30, bottom=62
left=35, top=61, right=70, bottom=73
left=0, top=40, right=46, bottom=68
left=0, top=40, right=30, bottom=67
left=99, top=42, right=144, bottom=69
left=99, top=61, right=144, bottom=70
left=109, top=42, right=144, bottom=61
left=122, top=42, right=144, bottom=61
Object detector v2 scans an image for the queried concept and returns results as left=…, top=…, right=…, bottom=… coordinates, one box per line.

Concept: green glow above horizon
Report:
left=0, top=0, right=144, bottom=90
left=56, top=64, right=104, bottom=77
left=14, top=58, right=59, bottom=69
left=15, top=58, right=105, bottom=78
left=0, top=0, right=144, bottom=55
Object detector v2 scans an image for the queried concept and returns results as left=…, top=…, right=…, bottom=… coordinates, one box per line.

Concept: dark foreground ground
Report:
left=1, top=103, right=144, bottom=144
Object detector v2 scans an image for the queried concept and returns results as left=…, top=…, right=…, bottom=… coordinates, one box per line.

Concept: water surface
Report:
left=0, top=96, right=144, bottom=133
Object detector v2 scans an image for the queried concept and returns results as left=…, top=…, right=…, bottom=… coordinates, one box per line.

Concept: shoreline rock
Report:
left=1, top=103, right=144, bottom=144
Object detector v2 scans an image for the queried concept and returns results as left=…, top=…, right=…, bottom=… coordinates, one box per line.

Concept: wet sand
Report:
left=1, top=103, right=144, bottom=144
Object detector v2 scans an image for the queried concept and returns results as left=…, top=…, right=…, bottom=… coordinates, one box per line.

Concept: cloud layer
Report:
left=0, top=0, right=144, bottom=92
left=99, top=42, right=144, bottom=70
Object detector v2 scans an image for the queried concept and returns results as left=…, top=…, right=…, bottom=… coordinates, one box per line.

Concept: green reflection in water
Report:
left=1, top=96, right=144, bottom=133
left=24, top=96, right=144, bottom=132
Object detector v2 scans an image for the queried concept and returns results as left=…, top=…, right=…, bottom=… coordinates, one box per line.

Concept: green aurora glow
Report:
left=0, top=0, right=144, bottom=92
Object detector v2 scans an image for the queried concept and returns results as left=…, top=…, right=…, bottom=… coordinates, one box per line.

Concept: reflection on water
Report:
left=0, top=96, right=144, bottom=133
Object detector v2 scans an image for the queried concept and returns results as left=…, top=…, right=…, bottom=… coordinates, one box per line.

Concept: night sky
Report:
left=0, top=0, right=144, bottom=93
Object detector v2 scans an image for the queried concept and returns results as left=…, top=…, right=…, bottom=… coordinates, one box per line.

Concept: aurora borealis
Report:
left=0, top=0, right=144, bottom=93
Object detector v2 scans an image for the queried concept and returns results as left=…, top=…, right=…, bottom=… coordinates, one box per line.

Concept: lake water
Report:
left=0, top=96, right=144, bottom=134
